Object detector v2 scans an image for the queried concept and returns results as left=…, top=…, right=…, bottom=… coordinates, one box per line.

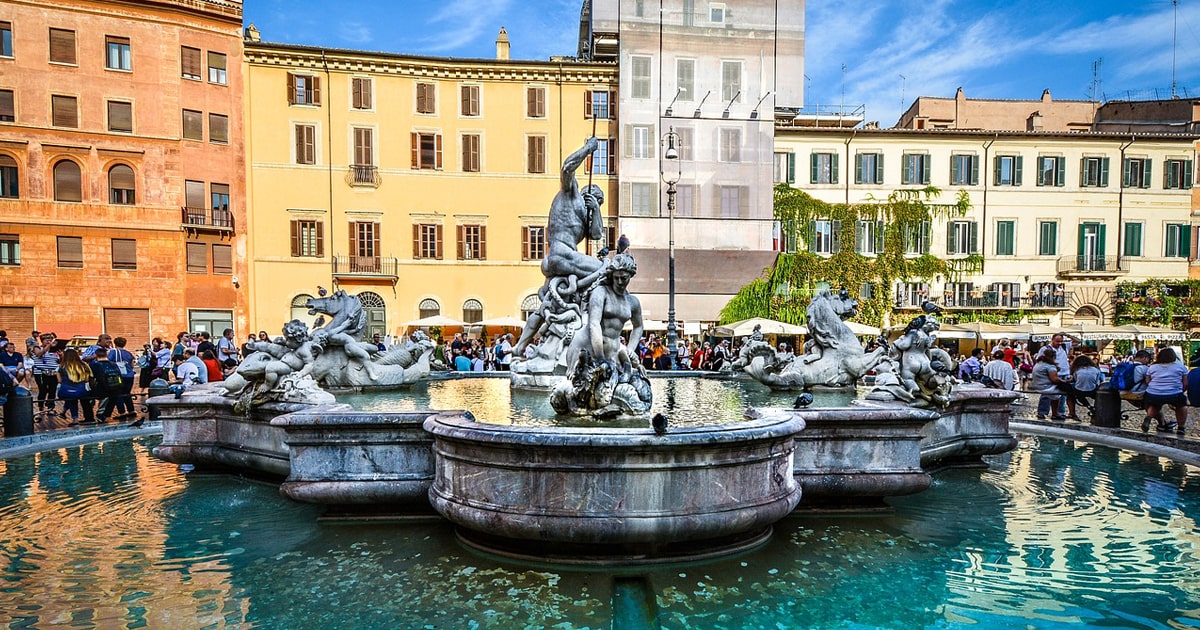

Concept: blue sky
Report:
left=245, top=0, right=1200, bottom=126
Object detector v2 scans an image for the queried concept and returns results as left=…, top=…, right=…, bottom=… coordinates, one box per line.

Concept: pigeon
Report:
left=920, top=300, right=943, bottom=314
left=317, top=285, right=328, bottom=297
left=793, top=392, right=814, bottom=408
left=597, top=247, right=611, bottom=259
left=904, top=315, right=927, bottom=333
left=617, top=234, right=630, bottom=254
left=931, top=359, right=950, bottom=373
left=651, top=413, right=668, bottom=434
left=313, top=315, right=326, bottom=329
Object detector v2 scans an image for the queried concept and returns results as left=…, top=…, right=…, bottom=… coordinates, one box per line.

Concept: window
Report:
left=0, top=89, right=12, bottom=122
left=49, top=28, right=76, bottom=65
left=186, top=242, right=206, bottom=273
left=107, top=101, right=132, bottom=133
left=675, top=127, right=694, bottom=160
left=462, top=133, right=481, bottom=172
left=630, top=182, right=657, bottom=216
left=894, top=282, right=929, bottom=308
left=522, top=225, right=546, bottom=260
left=1037, top=221, right=1058, bottom=256
left=944, top=282, right=975, bottom=307
left=181, top=46, right=202, bottom=80
left=995, top=220, right=1014, bottom=256
left=901, top=153, right=930, bottom=185
left=287, top=73, right=321, bottom=106
left=51, top=95, right=78, bottom=128
left=809, top=219, right=839, bottom=255
left=105, top=36, right=130, bottom=71
left=990, top=282, right=1021, bottom=308
left=676, top=59, right=694, bottom=101
left=460, top=85, right=480, bottom=117
left=946, top=220, right=978, bottom=255
left=631, top=56, right=652, bottom=99
left=949, top=154, right=978, bottom=186
left=53, top=160, right=82, bottom=202
left=348, top=220, right=379, bottom=262
left=810, top=152, right=838, bottom=184
left=585, top=90, right=616, bottom=119
left=774, top=152, right=795, bottom=184
left=721, top=60, right=742, bottom=103
left=413, top=223, right=443, bottom=260
left=629, top=125, right=654, bottom=159
left=719, top=185, right=748, bottom=218
left=1036, top=156, right=1065, bottom=187
left=290, top=219, right=324, bottom=257
left=209, top=113, right=228, bottom=144
left=710, top=3, right=726, bottom=23
left=458, top=224, right=486, bottom=260
left=411, top=132, right=443, bottom=170
left=719, top=129, right=741, bottom=163
left=635, top=0, right=645, bottom=16
left=419, top=298, right=441, bottom=319
left=1165, top=159, right=1194, bottom=190
left=683, top=0, right=695, bottom=26
left=0, top=21, right=11, bottom=57
left=903, top=221, right=930, bottom=255
left=587, top=137, right=615, bottom=175
left=353, top=127, right=374, bottom=167
left=0, top=155, right=17, bottom=198
left=994, top=155, right=1022, bottom=186
left=111, top=238, right=136, bottom=270
left=352, top=77, right=373, bottom=110
left=1080, top=156, right=1109, bottom=187
left=108, top=164, right=135, bottom=204
left=855, top=220, right=884, bottom=255
left=855, top=153, right=883, bottom=184
left=416, top=82, right=436, bottom=114
left=463, top=299, right=483, bottom=324
left=57, top=236, right=83, bottom=268
left=295, top=124, right=316, bottom=165
left=212, top=244, right=232, bottom=275
left=210, top=183, right=230, bottom=212
left=1123, top=222, right=1143, bottom=257
left=526, top=135, right=545, bottom=173
left=526, top=86, right=545, bottom=118
left=207, top=51, right=227, bottom=85
left=1166, top=223, right=1190, bottom=258
left=182, top=109, right=203, bottom=140
left=185, top=180, right=205, bottom=211
left=1123, top=157, right=1151, bottom=188
left=676, top=184, right=696, bottom=216
left=0, top=234, right=19, bottom=266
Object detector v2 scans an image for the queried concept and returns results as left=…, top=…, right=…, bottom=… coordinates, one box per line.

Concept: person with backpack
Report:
left=57, top=348, right=95, bottom=426
left=87, top=347, right=125, bottom=423
left=108, top=337, right=138, bottom=421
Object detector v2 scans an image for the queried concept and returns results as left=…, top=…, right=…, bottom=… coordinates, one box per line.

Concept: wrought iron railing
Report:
left=1056, top=255, right=1129, bottom=274
left=332, top=255, right=397, bottom=277
left=346, top=165, right=381, bottom=187
left=181, top=206, right=234, bottom=230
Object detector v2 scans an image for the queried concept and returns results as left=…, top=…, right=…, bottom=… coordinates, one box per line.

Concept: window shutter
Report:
left=950, top=156, right=959, bottom=184
left=0, top=90, right=12, bottom=121
left=921, top=155, right=931, bottom=184
left=352, top=78, right=362, bottom=109
left=623, top=125, right=633, bottom=158
left=1055, top=157, right=1065, bottom=187
left=521, top=226, right=531, bottom=260
left=970, top=156, right=979, bottom=185
left=435, top=224, right=443, bottom=260
left=1079, top=158, right=1087, bottom=186
left=185, top=180, right=204, bottom=208
left=1098, top=223, right=1107, bottom=257
left=1185, top=160, right=1194, bottom=189
left=57, top=236, right=83, bottom=267
left=181, top=46, right=201, bottom=78
left=53, top=161, right=82, bottom=202
left=947, top=223, right=956, bottom=255
left=1014, top=156, right=1023, bottom=186
left=969, top=221, right=978, bottom=254
left=361, top=79, right=372, bottom=109
left=182, top=109, right=203, bottom=140
left=186, top=242, right=206, bottom=272
left=213, top=244, right=232, bottom=274
left=528, top=88, right=536, bottom=117
left=855, top=154, right=864, bottom=184
left=290, top=220, right=300, bottom=257
left=831, top=220, right=842, bottom=253
left=435, top=134, right=443, bottom=169
left=584, top=90, right=593, bottom=119
left=460, top=86, right=469, bottom=115
left=810, top=152, right=818, bottom=184
left=51, top=95, right=77, bottom=128
left=311, top=76, right=321, bottom=105
left=902, top=155, right=912, bottom=184
left=1037, top=157, right=1046, bottom=186
left=831, top=153, right=839, bottom=185
left=993, top=155, right=1001, bottom=185
left=787, top=153, right=796, bottom=183
left=49, top=28, right=76, bottom=64
left=109, top=164, right=134, bottom=190
left=108, top=101, right=132, bottom=132
left=608, top=90, right=618, bottom=118
left=411, top=224, right=420, bottom=258
left=411, top=132, right=419, bottom=168
left=207, top=51, right=226, bottom=76
left=855, top=221, right=866, bottom=253
left=456, top=225, right=465, bottom=259
left=875, top=154, right=884, bottom=184
left=609, top=137, right=618, bottom=173
left=209, top=114, right=228, bottom=143
left=287, top=73, right=296, bottom=105
left=875, top=220, right=886, bottom=253
left=315, top=221, right=324, bottom=256
left=1100, top=157, right=1110, bottom=187
left=480, top=225, right=487, bottom=260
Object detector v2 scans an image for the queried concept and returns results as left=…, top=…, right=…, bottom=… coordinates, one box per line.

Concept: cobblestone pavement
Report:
left=1008, top=388, right=1197, bottom=440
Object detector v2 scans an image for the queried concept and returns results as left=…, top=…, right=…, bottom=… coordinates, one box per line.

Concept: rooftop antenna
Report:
left=840, top=63, right=846, bottom=113
left=899, top=73, right=906, bottom=108
left=1089, top=58, right=1102, bottom=102
left=1172, top=0, right=1179, bottom=98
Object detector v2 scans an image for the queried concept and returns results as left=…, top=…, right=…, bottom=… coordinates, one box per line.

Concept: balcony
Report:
left=1056, top=255, right=1129, bottom=277
left=941, top=291, right=1022, bottom=309
left=1023, top=292, right=1072, bottom=309
left=346, top=165, right=381, bottom=188
left=182, top=206, right=234, bottom=236
left=332, top=255, right=398, bottom=281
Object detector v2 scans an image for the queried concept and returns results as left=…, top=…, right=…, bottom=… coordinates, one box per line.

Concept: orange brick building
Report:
left=0, top=0, right=246, bottom=346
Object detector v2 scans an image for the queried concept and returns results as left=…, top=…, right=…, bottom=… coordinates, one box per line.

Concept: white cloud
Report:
left=420, top=0, right=514, bottom=53
left=337, top=21, right=373, bottom=45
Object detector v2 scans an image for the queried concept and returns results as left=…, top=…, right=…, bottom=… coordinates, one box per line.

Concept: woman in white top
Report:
left=1142, top=347, right=1189, bottom=434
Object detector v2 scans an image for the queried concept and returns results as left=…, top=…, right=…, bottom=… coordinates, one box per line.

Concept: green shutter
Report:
left=1124, top=222, right=1142, bottom=257
left=1079, top=158, right=1088, bottom=187
left=1037, top=157, right=1046, bottom=186
left=969, top=221, right=979, bottom=254
left=1141, top=159, right=1152, bottom=188
left=1077, top=224, right=1086, bottom=256
left=1122, top=158, right=1133, bottom=188
left=1184, top=159, right=1194, bottom=190
left=875, top=154, right=884, bottom=184
left=947, top=222, right=956, bottom=255
left=855, top=153, right=864, bottom=184
left=1100, top=157, right=1110, bottom=187
left=993, top=155, right=1001, bottom=185
left=1014, top=156, right=1023, bottom=186
left=950, top=156, right=959, bottom=185
left=807, top=220, right=816, bottom=253
left=875, top=220, right=885, bottom=254
left=831, top=153, right=839, bottom=185
left=1055, top=157, right=1065, bottom=187
left=810, top=153, right=818, bottom=184
left=831, top=220, right=842, bottom=253
left=787, top=153, right=796, bottom=183
left=971, top=156, right=979, bottom=185
left=1097, top=223, right=1106, bottom=257
left=1183, top=225, right=1193, bottom=258
left=921, top=155, right=930, bottom=184
left=902, top=155, right=912, bottom=184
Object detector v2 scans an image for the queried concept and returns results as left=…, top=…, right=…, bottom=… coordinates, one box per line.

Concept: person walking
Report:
left=1142, top=347, right=1188, bottom=435
left=57, top=348, right=95, bottom=426
left=87, top=347, right=126, bottom=422
left=31, top=336, right=60, bottom=415
left=108, top=337, right=138, bottom=420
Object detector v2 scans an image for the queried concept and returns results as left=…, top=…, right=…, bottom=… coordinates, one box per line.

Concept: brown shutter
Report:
left=209, top=114, right=228, bottom=143
left=536, top=88, right=545, bottom=117
left=182, top=109, right=203, bottom=140
left=53, top=161, right=82, bottom=202
left=109, top=164, right=135, bottom=190
left=304, top=126, right=315, bottom=163
left=207, top=51, right=226, bottom=72
left=352, top=78, right=363, bottom=108
left=479, top=225, right=487, bottom=260
left=435, top=134, right=443, bottom=169
left=349, top=221, right=360, bottom=258
left=181, top=46, right=201, bottom=78
left=411, top=132, right=419, bottom=168
left=51, top=95, right=77, bottom=128
left=287, top=73, right=296, bottom=105
left=435, top=224, right=443, bottom=260
left=0, top=308, right=35, bottom=338
left=461, top=86, right=470, bottom=115
left=111, top=238, right=136, bottom=270
left=0, top=90, right=12, bottom=121
left=521, top=226, right=530, bottom=260
left=527, top=88, right=536, bottom=117
left=295, top=125, right=305, bottom=163
left=290, top=220, right=301, bottom=256
left=108, top=101, right=133, bottom=132
left=585, top=90, right=593, bottom=119
left=412, top=224, right=420, bottom=258
left=102, top=308, right=149, bottom=347
left=354, top=128, right=372, bottom=166
left=610, top=90, right=618, bottom=118
left=536, top=136, right=545, bottom=173
left=456, top=225, right=465, bottom=259
left=57, top=236, right=83, bottom=267
left=608, top=136, right=618, bottom=173
left=49, top=28, right=76, bottom=65
left=186, top=242, right=206, bottom=272
left=311, top=76, right=321, bottom=105
left=212, top=244, right=232, bottom=274
left=315, top=221, right=324, bottom=257
left=185, top=180, right=205, bottom=209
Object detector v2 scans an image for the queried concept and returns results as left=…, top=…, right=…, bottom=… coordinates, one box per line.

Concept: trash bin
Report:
left=2, top=386, right=34, bottom=437
left=147, top=378, right=170, bottom=423
left=1092, top=386, right=1122, bottom=428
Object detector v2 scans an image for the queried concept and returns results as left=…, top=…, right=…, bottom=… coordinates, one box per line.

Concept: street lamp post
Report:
left=662, top=127, right=681, bottom=369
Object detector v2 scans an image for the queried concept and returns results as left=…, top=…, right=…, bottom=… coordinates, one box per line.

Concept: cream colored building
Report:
left=774, top=126, right=1198, bottom=325
left=243, top=34, right=617, bottom=337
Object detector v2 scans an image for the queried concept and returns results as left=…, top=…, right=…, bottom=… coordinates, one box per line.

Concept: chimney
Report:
left=244, top=24, right=261, bottom=43
left=496, top=27, right=510, bottom=60
left=1027, top=111, right=1044, bottom=131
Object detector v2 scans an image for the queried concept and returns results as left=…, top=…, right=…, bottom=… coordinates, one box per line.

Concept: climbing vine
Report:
left=1114, top=279, right=1200, bottom=327
left=720, top=185, right=980, bottom=327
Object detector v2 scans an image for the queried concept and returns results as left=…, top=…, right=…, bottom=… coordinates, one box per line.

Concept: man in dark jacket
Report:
left=87, top=347, right=125, bottom=422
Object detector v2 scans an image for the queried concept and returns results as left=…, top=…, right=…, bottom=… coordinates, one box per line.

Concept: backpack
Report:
left=94, top=361, right=124, bottom=392
left=1110, top=361, right=1137, bottom=391
left=0, top=368, right=14, bottom=404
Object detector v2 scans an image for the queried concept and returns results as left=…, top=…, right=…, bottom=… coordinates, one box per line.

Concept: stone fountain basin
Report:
left=422, top=411, right=805, bottom=563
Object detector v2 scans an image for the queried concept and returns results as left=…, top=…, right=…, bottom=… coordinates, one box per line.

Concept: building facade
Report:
left=0, top=0, right=246, bottom=345
left=774, top=126, right=1198, bottom=326
left=242, top=35, right=618, bottom=337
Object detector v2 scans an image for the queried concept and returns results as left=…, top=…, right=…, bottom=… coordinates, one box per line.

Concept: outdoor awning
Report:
left=714, top=317, right=807, bottom=337
left=1114, top=324, right=1187, bottom=341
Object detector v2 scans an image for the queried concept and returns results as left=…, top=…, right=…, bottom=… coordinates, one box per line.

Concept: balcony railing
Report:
left=1056, top=255, right=1129, bottom=275
left=181, top=206, right=234, bottom=232
left=332, top=255, right=398, bottom=278
left=941, top=291, right=1022, bottom=309
left=346, top=165, right=381, bottom=187
left=1023, top=292, right=1072, bottom=309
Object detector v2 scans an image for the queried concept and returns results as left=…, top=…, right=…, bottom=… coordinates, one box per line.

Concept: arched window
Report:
left=357, top=291, right=386, bottom=338
left=53, top=159, right=82, bottom=202
left=357, top=291, right=386, bottom=308
left=109, top=164, right=135, bottom=205
left=462, top=299, right=483, bottom=324
left=0, top=155, right=18, bottom=199
left=419, top=298, right=440, bottom=319
left=290, top=294, right=315, bottom=325
left=520, top=294, right=541, bottom=320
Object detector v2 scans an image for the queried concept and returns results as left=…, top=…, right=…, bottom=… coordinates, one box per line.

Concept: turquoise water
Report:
left=1, top=435, right=1198, bottom=628
left=341, top=376, right=858, bottom=427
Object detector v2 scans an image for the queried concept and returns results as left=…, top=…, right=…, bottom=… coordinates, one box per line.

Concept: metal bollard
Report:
left=1092, top=387, right=1122, bottom=428
left=146, top=378, right=171, bottom=423
left=3, top=386, right=35, bottom=437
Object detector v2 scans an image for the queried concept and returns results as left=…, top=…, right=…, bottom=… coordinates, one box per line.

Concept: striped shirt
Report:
left=33, top=351, right=60, bottom=375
